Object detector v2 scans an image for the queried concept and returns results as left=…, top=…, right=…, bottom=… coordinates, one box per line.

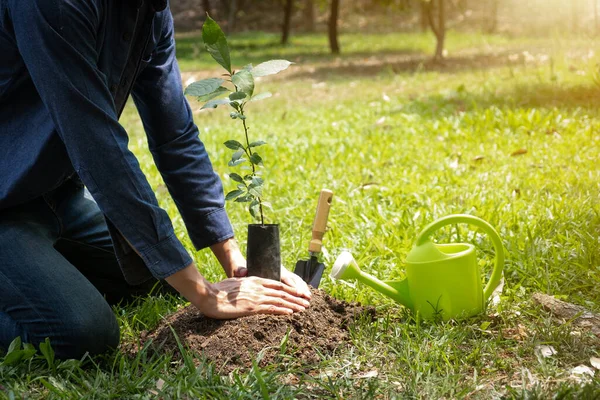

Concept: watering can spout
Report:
left=331, top=252, right=412, bottom=308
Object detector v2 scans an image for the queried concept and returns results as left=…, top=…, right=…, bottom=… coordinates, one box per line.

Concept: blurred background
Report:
left=170, top=0, right=600, bottom=59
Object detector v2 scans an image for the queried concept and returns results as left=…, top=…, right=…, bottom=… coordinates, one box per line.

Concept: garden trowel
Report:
left=294, top=189, right=333, bottom=288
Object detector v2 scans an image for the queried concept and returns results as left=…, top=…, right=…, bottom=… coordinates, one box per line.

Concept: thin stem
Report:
left=239, top=106, right=264, bottom=225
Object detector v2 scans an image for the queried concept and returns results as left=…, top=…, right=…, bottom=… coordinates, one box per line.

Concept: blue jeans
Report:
left=0, top=178, right=169, bottom=359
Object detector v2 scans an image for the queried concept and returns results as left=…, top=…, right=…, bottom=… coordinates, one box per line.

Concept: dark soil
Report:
left=137, top=289, right=374, bottom=374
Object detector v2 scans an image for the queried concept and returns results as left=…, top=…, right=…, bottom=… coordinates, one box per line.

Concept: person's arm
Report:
left=130, top=9, right=311, bottom=298
left=11, top=0, right=309, bottom=316
left=10, top=0, right=191, bottom=279
left=130, top=9, right=233, bottom=254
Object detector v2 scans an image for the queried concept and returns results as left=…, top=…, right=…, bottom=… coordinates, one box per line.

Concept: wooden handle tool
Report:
left=308, top=189, right=333, bottom=254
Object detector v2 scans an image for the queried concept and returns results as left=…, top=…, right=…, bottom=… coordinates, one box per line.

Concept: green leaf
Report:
left=184, top=78, right=224, bottom=97
left=251, top=60, right=293, bottom=77
left=197, top=86, right=230, bottom=102
left=229, top=173, right=244, bottom=183
left=251, top=177, right=264, bottom=186
left=201, top=98, right=231, bottom=109
left=242, top=63, right=253, bottom=71
left=224, top=140, right=244, bottom=150
left=250, top=153, right=263, bottom=165
left=228, top=158, right=246, bottom=167
left=232, top=150, right=244, bottom=161
left=235, top=194, right=252, bottom=203
left=231, top=70, right=255, bottom=97
left=261, top=201, right=273, bottom=209
left=249, top=140, right=267, bottom=148
left=39, top=338, right=55, bottom=369
left=7, top=336, right=21, bottom=354
left=229, top=91, right=247, bottom=101
left=202, top=16, right=231, bottom=73
left=248, top=184, right=263, bottom=198
left=250, top=92, right=272, bottom=102
left=3, top=349, right=25, bottom=366
left=22, top=343, right=37, bottom=361
left=249, top=201, right=261, bottom=221
left=225, top=189, right=245, bottom=201
left=279, top=328, right=291, bottom=354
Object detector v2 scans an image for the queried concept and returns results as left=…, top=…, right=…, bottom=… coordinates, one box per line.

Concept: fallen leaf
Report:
left=156, top=378, right=165, bottom=390
left=354, top=370, right=378, bottom=379
left=511, top=148, right=528, bottom=156
left=591, top=357, right=600, bottom=370
left=570, top=365, right=595, bottom=382
left=535, top=345, right=557, bottom=358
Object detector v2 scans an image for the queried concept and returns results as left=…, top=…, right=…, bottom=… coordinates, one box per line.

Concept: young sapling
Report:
left=184, top=15, right=292, bottom=226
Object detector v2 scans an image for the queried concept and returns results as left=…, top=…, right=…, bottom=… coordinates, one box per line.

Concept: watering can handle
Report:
left=416, top=214, right=505, bottom=301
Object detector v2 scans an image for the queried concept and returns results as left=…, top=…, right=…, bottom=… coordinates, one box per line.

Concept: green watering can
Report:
left=331, top=214, right=505, bottom=320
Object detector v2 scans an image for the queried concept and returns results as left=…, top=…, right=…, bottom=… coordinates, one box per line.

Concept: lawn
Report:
left=1, top=31, right=600, bottom=398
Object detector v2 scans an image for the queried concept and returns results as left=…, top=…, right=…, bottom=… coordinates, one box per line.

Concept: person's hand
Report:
left=166, top=263, right=311, bottom=320
left=199, top=276, right=310, bottom=319
left=281, top=266, right=312, bottom=300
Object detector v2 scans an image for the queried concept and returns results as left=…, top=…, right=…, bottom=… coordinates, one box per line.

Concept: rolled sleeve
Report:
left=139, top=233, right=193, bottom=279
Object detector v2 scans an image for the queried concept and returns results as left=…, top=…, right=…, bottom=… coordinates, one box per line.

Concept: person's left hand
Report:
left=210, top=237, right=311, bottom=300
left=281, top=266, right=312, bottom=300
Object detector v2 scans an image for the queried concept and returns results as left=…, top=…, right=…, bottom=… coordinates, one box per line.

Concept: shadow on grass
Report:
left=176, top=39, right=427, bottom=67
left=287, top=52, right=526, bottom=81
left=174, top=31, right=545, bottom=78
left=397, top=83, right=600, bottom=117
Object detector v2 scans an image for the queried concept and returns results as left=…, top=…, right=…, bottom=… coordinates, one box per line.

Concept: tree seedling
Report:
left=184, top=15, right=293, bottom=225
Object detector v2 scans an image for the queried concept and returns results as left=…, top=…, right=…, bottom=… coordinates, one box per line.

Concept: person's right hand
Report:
left=198, top=276, right=310, bottom=319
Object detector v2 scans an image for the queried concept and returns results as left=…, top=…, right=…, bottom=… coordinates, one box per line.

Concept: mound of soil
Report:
left=139, top=289, right=374, bottom=374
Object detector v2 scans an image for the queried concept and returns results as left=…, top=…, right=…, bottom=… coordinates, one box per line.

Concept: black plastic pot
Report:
left=246, top=224, right=281, bottom=281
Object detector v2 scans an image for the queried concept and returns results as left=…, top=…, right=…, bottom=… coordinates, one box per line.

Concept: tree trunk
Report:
left=328, top=0, right=340, bottom=54
left=487, top=0, right=498, bottom=34
left=420, top=2, right=428, bottom=32
left=227, top=0, right=238, bottom=34
left=202, top=0, right=211, bottom=15
left=281, top=0, right=294, bottom=45
left=426, top=0, right=445, bottom=61
left=304, top=0, right=315, bottom=32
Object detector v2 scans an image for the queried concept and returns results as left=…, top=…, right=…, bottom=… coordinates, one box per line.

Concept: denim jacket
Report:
left=0, top=0, right=234, bottom=284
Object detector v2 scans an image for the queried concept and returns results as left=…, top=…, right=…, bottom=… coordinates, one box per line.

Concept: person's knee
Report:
left=51, top=303, right=120, bottom=359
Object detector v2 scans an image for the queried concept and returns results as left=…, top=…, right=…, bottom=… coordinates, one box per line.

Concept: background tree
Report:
left=487, top=0, right=499, bottom=34
left=328, top=0, right=340, bottom=54
left=282, top=0, right=294, bottom=44
left=420, top=1, right=429, bottom=32
left=226, top=0, right=239, bottom=34
left=304, top=0, right=316, bottom=32
left=202, top=0, right=211, bottom=15
left=424, top=0, right=446, bottom=61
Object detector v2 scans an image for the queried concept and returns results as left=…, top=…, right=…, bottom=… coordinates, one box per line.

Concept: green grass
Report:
left=2, top=31, right=600, bottom=398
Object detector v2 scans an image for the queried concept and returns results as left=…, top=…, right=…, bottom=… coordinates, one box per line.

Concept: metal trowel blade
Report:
left=294, top=259, right=310, bottom=282
left=307, top=262, right=325, bottom=288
